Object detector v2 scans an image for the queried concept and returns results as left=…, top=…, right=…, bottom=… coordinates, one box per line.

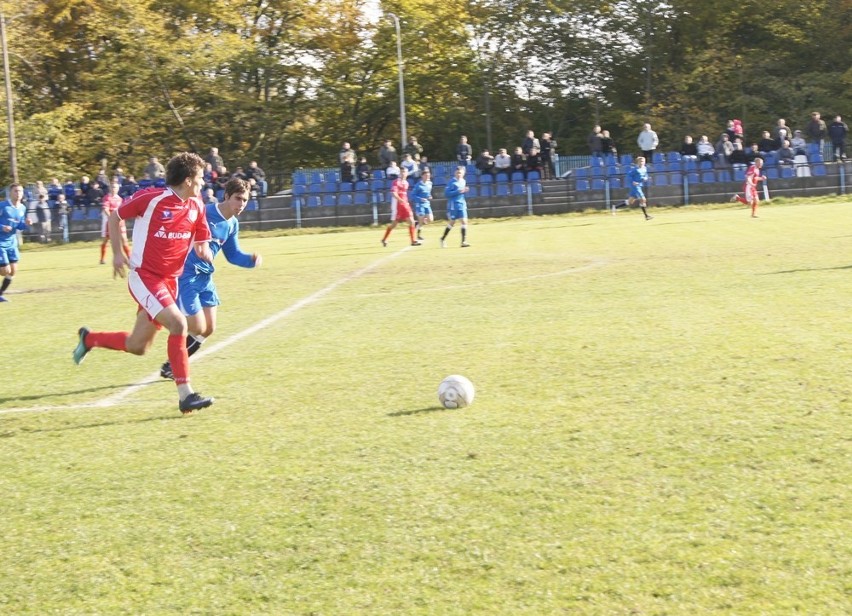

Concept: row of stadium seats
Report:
left=294, top=172, right=542, bottom=195
left=576, top=165, right=827, bottom=191
left=598, top=144, right=825, bottom=167
left=294, top=169, right=543, bottom=187
left=577, top=155, right=822, bottom=179
left=295, top=181, right=543, bottom=206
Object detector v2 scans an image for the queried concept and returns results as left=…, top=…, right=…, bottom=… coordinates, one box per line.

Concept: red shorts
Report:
left=391, top=198, right=413, bottom=222
left=127, top=269, right=177, bottom=324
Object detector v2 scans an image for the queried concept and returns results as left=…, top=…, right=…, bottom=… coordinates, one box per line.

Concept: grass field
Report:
left=1, top=199, right=850, bottom=614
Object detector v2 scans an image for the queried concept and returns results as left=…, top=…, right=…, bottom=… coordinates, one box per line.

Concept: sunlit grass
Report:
left=0, top=199, right=850, bottom=614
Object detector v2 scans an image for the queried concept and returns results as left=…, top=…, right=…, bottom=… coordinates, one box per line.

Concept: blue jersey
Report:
left=411, top=179, right=432, bottom=206
left=444, top=178, right=467, bottom=208
left=182, top=203, right=255, bottom=278
left=626, top=165, right=648, bottom=187
left=0, top=200, right=27, bottom=247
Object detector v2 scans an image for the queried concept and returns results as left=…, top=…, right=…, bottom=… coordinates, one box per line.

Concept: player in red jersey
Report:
left=73, top=152, right=216, bottom=414
left=100, top=181, right=130, bottom=264
left=381, top=167, right=421, bottom=247
left=731, top=157, right=766, bottom=218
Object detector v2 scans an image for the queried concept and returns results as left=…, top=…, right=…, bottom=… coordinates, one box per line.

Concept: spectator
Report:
left=144, top=156, right=165, bottom=179
left=828, top=115, right=848, bottom=161
left=137, top=173, right=154, bottom=191
left=386, top=160, right=401, bottom=179
left=232, top=166, right=248, bottom=181
left=475, top=149, right=495, bottom=176
left=203, top=187, right=219, bottom=207
left=456, top=135, right=472, bottom=164
left=63, top=179, right=76, bottom=203
left=33, top=192, right=51, bottom=243
left=725, top=119, right=744, bottom=143
left=86, top=180, right=104, bottom=209
left=494, top=148, right=512, bottom=177
left=339, top=142, right=356, bottom=166
left=418, top=155, right=431, bottom=178
left=599, top=130, right=617, bottom=159
left=715, top=133, right=734, bottom=167
left=55, top=193, right=69, bottom=243
left=525, top=147, right=543, bottom=176
left=746, top=142, right=760, bottom=163
left=680, top=135, right=698, bottom=161
left=246, top=161, right=265, bottom=183
left=696, top=135, right=715, bottom=163
left=587, top=125, right=602, bottom=158
left=378, top=139, right=397, bottom=168
left=205, top=147, right=224, bottom=170
left=355, top=157, right=371, bottom=182
left=807, top=111, right=827, bottom=147
left=340, top=158, right=354, bottom=184
left=215, top=166, right=230, bottom=192
left=540, top=132, right=556, bottom=179
left=757, top=131, right=777, bottom=154
left=402, top=135, right=423, bottom=161
left=728, top=140, right=748, bottom=171
left=203, top=162, right=217, bottom=190
left=791, top=130, right=807, bottom=155
left=510, top=146, right=525, bottom=175
left=521, top=130, right=540, bottom=155
left=120, top=175, right=138, bottom=198
left=777, top=140, right=795, bottom=166
left=637, top=123, right=659, bottom=161
left=400, top=153, right=419, bottom=177
left=95, top=171, right=110, bottom=192
left=47, top=178, right=63, bottom=203
left=774, top=118, right=792, bottom=147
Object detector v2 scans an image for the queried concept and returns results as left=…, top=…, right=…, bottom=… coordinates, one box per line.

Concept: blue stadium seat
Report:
left=620, top=154, right=633, bottom=166
left=590, top=165, right=604, bottom=177
left=292, top=172, right=307, bottom=186
left=530, top=181, right=542, bottom=194
left=478, top=184, right=492, bottom=197
left=812, top=164, right=827, bottom=176
left=71, top=208, right=85, bottom=221
left=512, top=183, right=526, bottom=195
left=311, top=172, right=324, bottom=184
left=653, top=174, right=669, bottom=186
left=576, top=179, right=590, bottom=191
left=591, top=179, right=605, bottom=190
left=765, top=168, right=779, bottom=180
left=807, top=143, right=821, bottom=156
left=353, top=192, right=369, bottom=205
left=526, top=170, right=540, bottom=181
left=716, top=170, right=731, bottom=182
left=372, top=170, right=385, bottom=179
left=609, top=177, right=622, bottom=189
left=496, top=184, right=511, bottom=196
left=467, top=186, right=478, bottom=197
left=370, top=179, right=385, bottom=192
left=308, top=183, right=323, bottom=194
left=511, top=171, right=525, bottom=182
left=667, top=151, right=681, bottom=162
left=574, top=168, right=588, bottom=179
left=687, top=172, right=699, bottom=184
left=733, top=168, right=746, bottom=181
left=702, top=171, right=715, bottom=183
left=699, top=160, right=713, bottom=170
left=652, top=152, right=665, bottom=164
left=479, top=174, right=494, bottom=184
left=763, top=152, right=778, bottom=166
left=246, top=199, right=259, bottom=211
left=809, top=153, right=824, bottom=163
left=337, top=193, right=353, bottom=206
left=682, top=159, right=697, bottom=171
left=667, top=161, right=682, bottom=172
left=306, top=196, right=321, bottom=207
left=781, top=166, right=795, bottom=179
left=87, top=207, right=101, bottom=220
left=321, top=182, right=337, bottom=193
left=339, top=182, right=354, bottom=192
left=355, top=181, right=369, bottom=191
left=321, top=194, right=336, bottom=207
left=669, top=172, right=683, bottom=185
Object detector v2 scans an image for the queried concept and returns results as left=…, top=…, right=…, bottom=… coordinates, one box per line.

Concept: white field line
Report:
left=0, top=247, right=413, bottom=416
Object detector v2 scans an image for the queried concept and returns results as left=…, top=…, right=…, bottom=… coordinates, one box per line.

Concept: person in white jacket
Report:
left=637, top=123, right=659, bottom=161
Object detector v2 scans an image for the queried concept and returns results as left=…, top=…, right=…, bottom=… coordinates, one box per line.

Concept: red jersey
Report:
left=390, top=178, right=409, bottom=205
left=101, top=194, right=122, bottom=214
left=118, top=187, right=211, bottom=278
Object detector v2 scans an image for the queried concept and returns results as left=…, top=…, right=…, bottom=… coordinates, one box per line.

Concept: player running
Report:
left=381, top=167, right=421, bottom=247
left=411, top=169, right=434, bottom=242
left=100, top=181, right=131, bottom=264
left=0, top=183, right=30, bottom=302
left=439, top=166, right=471, bottom=247
left=731, top=157, right=767, bottom=218
left=617, top=156, right=653, bottom=220
left=159, top=178, right=262, bottom=380
left=73, top=152, right=216, bottom=414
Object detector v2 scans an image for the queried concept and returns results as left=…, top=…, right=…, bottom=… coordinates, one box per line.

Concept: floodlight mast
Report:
left=0, top=13, right=18, bottom=183
left=387, top=13, right=407, bottom=149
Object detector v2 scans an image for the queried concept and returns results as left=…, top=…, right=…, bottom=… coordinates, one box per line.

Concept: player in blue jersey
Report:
left=617, top=156, right=653, bottom=220
left=160, top=177, right=261, bottom=379
left=411, top=169, right=434, bottom=242
left=0, top=184, right=30, bottom=302
left=439, top=166, right=471, bottom=248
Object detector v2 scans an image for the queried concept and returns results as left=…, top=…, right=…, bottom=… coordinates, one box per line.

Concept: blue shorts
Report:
left=0, top=243, right=20, bottom=266
left=629, top=185, right=645, bottom=200
left=414, top=202, right=432, bottom=218
left=177, top=273, right=219, bottom=317
left=447, top=205, right=468, bottom=221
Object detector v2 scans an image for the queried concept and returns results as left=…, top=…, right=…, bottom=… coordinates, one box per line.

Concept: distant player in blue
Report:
left=618, top=156, right=653, bottom=220
left=439, top=166, right=471, bottom=248
left=411, top=169, right=434, bottom=242
left=0, top=183, right=30, bottom=302
left=160, top=178, right=262, bottom=379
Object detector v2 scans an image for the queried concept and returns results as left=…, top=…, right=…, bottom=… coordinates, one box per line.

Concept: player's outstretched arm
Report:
left=194, top=241, right=214, bottom=263
left=108, top=210, right=129, bottom=278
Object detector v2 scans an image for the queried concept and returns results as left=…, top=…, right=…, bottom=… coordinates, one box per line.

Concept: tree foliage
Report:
left=0, top=0, right=849, bottom=182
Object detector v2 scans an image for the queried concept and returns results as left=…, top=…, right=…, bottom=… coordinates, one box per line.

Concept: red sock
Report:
left=168, top=334, right=190, bottom=385
left=86, top=331, right=128, bottom=352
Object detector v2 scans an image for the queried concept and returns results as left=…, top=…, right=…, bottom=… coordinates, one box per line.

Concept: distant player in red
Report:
left=381, top=168, right=421, bottom=247
left=100, top=181, right=130, bottom=264
left=73, top=152, right=216, bottom=414
left=731, top=157, right=766, bottom=218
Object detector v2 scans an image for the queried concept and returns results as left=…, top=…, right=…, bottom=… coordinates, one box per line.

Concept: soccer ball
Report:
left=438, top=375, right=475, bottom=409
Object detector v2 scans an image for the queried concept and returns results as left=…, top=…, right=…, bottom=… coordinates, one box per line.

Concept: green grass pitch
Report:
left=0, top=199, right=849, bottom=614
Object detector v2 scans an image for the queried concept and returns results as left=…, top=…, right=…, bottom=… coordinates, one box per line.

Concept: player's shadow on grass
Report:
left=388, top=406, right=452, bottom=417
left=0, top=383, right=157, bottom=405
left=14, top=414, right=185, bottom=434
left=764, top=264, right=852, bottom=274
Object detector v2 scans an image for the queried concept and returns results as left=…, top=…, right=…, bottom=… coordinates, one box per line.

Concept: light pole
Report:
left=0, top=12, right=17, bottom=183
left=387, top=13, right=407, bottom=149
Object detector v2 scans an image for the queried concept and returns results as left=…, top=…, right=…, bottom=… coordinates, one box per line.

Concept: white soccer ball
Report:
left=438, top=375, right=475, bottom=409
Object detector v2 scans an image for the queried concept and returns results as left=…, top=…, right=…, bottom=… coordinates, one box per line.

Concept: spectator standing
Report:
left=402, top=136, right=423, bottom=161
left=807, top=112, right=827, bottom=148
left=418, top=155, right=431, bottom=178
left=246, top=161, right=266, bottom=196
left=637, top=123, right=659, bottom=161
left=456, top=135, right=473, bottom=164
left=728, top=140, right=748, bottom=171
left=828, top=115, right=848, bottom=161
left=599, top=130, right=617, bottom=159
left=378, top=140, right=397, bottom=168
left=339, top=142, right=356, bottom=166
left=587, top=125, right=603, bottom=158
left=205, top=147, right=224, bottom=171
left=55, top=193, right=70, bottom=243
left=540, top=132, right=556, bottom=179
left=144, top=156, right=166, bottom=179
left=521, top=130, right=540, bottom=155
left=715, top=133, right=734, bottom=167
left=774, top=119, right=792, bottom=147
left=33, top=193, right=51, bottom=243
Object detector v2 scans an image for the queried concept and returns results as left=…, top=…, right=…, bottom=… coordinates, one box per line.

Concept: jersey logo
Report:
left=153, top=226, right=192, bottom=240
left=154, top=227, right=167, bottom=238
left=189, top=209, right=198, bottom=222
left=161, top=210, right=173, bottom=221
